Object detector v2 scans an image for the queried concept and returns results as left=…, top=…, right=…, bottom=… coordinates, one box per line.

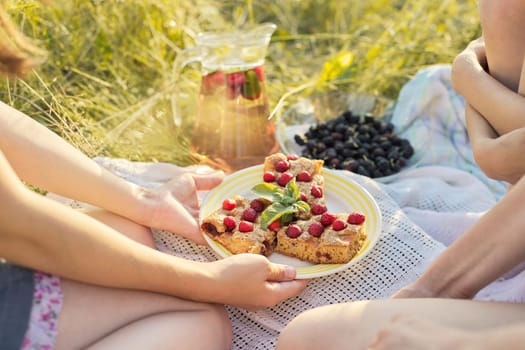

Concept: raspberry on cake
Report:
left=275, top=213, right=367, bottom=264
left=263, top=153, right=325, bottom=209
left=200, top=196, right=276, bottom=256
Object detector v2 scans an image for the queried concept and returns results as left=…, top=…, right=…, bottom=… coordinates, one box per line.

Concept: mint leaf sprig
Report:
left=251, top=179, right=310, bottom=229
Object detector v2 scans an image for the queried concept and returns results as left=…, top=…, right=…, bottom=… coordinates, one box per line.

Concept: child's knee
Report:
left=198, top=304, right=232, bottom=350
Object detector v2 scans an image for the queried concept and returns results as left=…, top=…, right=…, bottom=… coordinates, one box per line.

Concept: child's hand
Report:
left=135, top=165, right=225, bottom=245
left=206, top=254, right=310, bottom=310
left=451, top=37, right=487, bottom=96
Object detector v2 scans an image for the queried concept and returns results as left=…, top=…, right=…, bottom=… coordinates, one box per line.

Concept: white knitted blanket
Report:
left=51, top=65, right=525, bottom=350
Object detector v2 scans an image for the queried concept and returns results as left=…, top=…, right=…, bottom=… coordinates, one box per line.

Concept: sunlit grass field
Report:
left=2, top=0, right=480, bottom=165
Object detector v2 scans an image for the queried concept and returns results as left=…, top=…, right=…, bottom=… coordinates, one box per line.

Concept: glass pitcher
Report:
left=174, top=23, right=279, bottom=172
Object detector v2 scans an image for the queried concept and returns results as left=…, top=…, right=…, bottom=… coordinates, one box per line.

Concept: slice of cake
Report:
left=275, top=211, right=367, bottom=264
left=200, top=196, right=277, bottom=256
left=262, top=153, right=327, bottom=218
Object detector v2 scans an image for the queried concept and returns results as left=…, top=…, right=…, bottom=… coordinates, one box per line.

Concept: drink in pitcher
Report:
left=193, top=65, right=278, bottom=171
left=174, top=23, right=278, bottom=172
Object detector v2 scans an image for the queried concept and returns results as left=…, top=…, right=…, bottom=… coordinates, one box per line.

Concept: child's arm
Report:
left=0, top=101, right=225, bottom=244
left=452, top=38, right=525, bottom=135
left=394, top=172, right=525, bottom=299
left=0, top=150, right=307, bottom=309
left=466, top=104, right=525, bottom=185
left=452, top=40, right=525, bottom=184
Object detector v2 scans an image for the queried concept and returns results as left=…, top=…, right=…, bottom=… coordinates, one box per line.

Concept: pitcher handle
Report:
left=172, top=46, right=205, bottom=76
left=171, top=46, right=206, bottom=127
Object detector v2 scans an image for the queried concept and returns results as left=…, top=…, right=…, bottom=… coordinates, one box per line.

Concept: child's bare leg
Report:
left=276, top=299, right=525, bottom=350
left=52, top=208, right=232, bottom=349
left=479, top=0, right=525, bottom=91
left=55, top=281, right=231, bottom=350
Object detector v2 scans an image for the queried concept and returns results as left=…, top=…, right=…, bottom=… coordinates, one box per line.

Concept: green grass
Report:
left=2, top=0, right=480, bottom=165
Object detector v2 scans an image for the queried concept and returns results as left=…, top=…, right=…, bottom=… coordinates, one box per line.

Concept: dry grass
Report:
left=1, top=0, right=480, bottom=165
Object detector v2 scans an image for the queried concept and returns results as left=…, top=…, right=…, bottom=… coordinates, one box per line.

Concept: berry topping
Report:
left=311, top=203, right=328, bottom=215
left=239, top=221, right=254, bottom=232
left=268, top=220, right=282, bottom=231
left=253, top=65, right=265, bottom=81
left=226, top=72, right=245, bottom=87
left=347, top=211, right=366, bottom=225
left=222, top=198, right=236, bottom=210
left=296, top=171, right=312, bottom=182
left=250, top=199, right=265, bottom=212
left=274, top=159, right=290, bottom=172
left=300, top=193, right=308, bottom=201
left=223, top=216, right=236, bottom=231
left=202, top=222, right=219, bottom=236
left=286, top=224, right=302, bottom=238
left=311, top=186, right=323, bottom=198
left=241, top=70, right=262, bottom=100
left=320, top=212, right=337, bottom=226
left=242, top=208, right=258, bottom=222
left=277, top=172, right=294, bottom=187
left=201, top=71, right=226, bottom=95
left=308, top=222, right=324, bottom=237
left=332, top=219, right=347, bottom=231
left=286, top=154, right=299, bottom=160
left=263, top=172, right=276, bottom=182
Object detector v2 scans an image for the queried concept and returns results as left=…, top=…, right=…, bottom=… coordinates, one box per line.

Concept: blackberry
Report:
left=329, top=158, right=341, bottom=169
left=355, top=165, right=371, bottom=177
left=315, top=142, right=326, bottom=153
left=306, top=140, right=316, bottom=151
left=358, top=124, right=370, bottom=134
left=294, top=134, right=306, bottom=146
left=334, top=142, right=345, bottom=152
left=387, top=149, right=400, bottom=159
left=342, top=148, right=354, bottom=158
left=371, top=147, right=386, bottom=158
left=356, top=148, right=369, bottom=157
left=372, top=169, right=384, bottom=178
left=396, top=157, right=407, bottom=168
left=332, top=132, right=344, bottom=141
left=372, top=120, right=383, bottom=130
left=321, top=135, right=334, bottom=147
left=364, top=113, right=375, bottom=124
left=379, top=140, right=391, bottom=150
left=376, top=157, right=390, bottom=171
left=334, top=123, right=347, bottom=134
left=402, top=144, right=414, bottom=158
left=357, top=134, right=369, bottom=143
left=342, top=110, right=355, bottom=123
left=325, top=148, right=338, bottom=159
left=342, top=159, right=359, bottom=172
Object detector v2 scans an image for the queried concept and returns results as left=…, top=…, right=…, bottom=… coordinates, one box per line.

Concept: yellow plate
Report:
left=200, top=165, right=382, bottom=278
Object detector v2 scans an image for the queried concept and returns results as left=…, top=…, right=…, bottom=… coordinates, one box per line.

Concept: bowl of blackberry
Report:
left=275, top=91, right=422, bottom=182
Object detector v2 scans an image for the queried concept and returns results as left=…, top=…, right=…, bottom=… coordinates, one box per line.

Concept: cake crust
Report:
left=201, top=196, right=276, bottom=256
